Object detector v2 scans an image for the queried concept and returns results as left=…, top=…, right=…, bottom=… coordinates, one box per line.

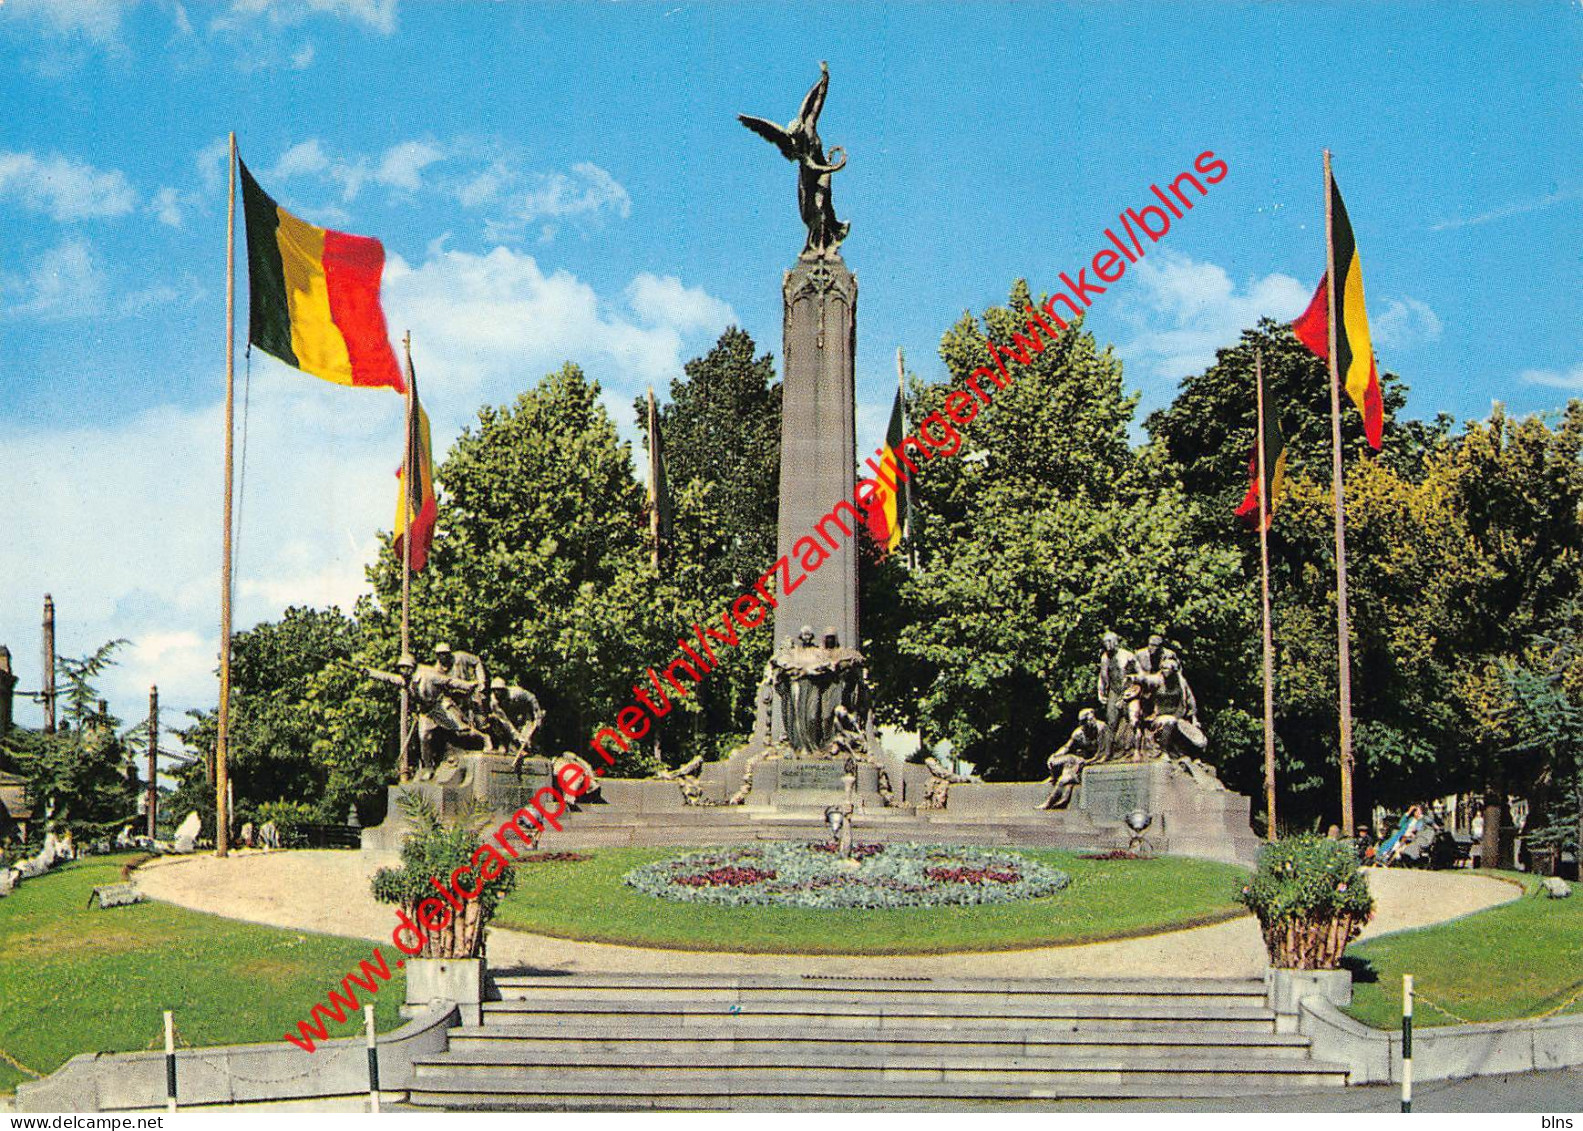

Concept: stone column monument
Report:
left=777, top=259, right=859, bottom=648
left=740, top=60, right=859, bottom=660
left=733, top=64, right=890, bottom=810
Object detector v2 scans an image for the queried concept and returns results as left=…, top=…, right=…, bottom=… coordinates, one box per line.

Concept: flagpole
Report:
left=216, top=131, right=236, bottom=858
left=1324, top=149, right=1357, bottom=836
left=399, top=333, right=415, bottom=782
left=647, top=385, right=661, bottom=570
left=645, top=385, right=662, bottom=767
left=896, top=346, right=914, bottom=569
left=1254, top=347, right=1278, bottom=840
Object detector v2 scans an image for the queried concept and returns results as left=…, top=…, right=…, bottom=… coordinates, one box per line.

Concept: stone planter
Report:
left=1268, top=967, right=1353, bottom=1033
left=404, top=957, right=486, bottom=1026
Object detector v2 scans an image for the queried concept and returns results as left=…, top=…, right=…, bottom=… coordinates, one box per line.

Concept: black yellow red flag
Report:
left=1235, top=380, right=1287, bottom=531
left=1292, top=175, right=1384, bottom=449
left=393, top=365, right=436, bottom=572
left=239, top=156, right=404, bottom=394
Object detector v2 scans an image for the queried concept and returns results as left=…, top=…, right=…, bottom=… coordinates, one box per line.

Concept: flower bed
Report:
left=623, top=842, right=1069, bottom=909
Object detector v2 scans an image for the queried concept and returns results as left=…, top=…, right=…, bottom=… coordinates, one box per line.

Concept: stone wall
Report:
left=16, top=1004, right=458, bottom=1112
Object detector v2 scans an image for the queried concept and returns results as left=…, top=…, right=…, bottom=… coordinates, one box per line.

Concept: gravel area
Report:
left=133, top=851, right=1518, bottom=979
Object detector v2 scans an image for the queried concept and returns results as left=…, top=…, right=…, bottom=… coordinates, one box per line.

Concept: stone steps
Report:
left=402, top=974, right=1348, bottom=1109
left=491, top=975, right=1266, bottom=1012
left=413, top=1050, right=1347, bottom=1082
left=404, top=1071, right=1350, bottom=1110
left=482, top=997, right=1278, bottom=1031
left=447, top=1022, right=1315, bottom=1058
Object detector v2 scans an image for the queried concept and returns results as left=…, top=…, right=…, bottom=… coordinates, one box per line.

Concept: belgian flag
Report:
left=394, top=363, right=437, bottom=572
left=1292, top=174, right=1384, bottom=449
left=1235, top=380, right=1287, bottom=531
left=239, top=157, right=404, bottom=393
left=866, top=378, right=913, bottom=556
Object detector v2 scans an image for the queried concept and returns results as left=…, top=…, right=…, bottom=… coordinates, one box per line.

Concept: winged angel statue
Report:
left=739, top=62, right=851, bottom=259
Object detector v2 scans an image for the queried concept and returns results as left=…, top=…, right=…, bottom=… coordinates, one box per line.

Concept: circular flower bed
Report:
left=623, top=842, right=1069, bottom=909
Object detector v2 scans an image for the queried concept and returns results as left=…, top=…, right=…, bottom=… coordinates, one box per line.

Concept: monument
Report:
left=362, top=644, right=562, bottom=850
left=740, top=62, right=860, bottom=656
left=730, top=63, right=896, bottom=812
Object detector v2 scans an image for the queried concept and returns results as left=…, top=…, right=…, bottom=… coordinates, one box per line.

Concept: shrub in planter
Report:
left=370, top=795, right=516, bottom=958
left=1238, top=834, right=1374, bottom=970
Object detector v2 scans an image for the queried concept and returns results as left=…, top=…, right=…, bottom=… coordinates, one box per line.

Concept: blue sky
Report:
left=1, top=1, right=1578, bottom=749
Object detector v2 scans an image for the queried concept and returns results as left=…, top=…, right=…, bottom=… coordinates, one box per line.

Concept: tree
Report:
left=363, top=363, right=669, bottom=764
left=634, top=328, right=783, bottom=760
left=180, top=607, right=368, bottom=823
left=1, top=642, right=139, bottom=843
left=873, top=283, right=1247, bottom=780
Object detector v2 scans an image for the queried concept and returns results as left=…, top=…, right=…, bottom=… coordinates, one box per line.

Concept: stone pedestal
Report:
left=747, top=757, right=883, bottom=810
left=774, top=256, right=858, bottom=651
left=361, top=752, right=553, bottom=854
left=1079, top=760, right=1264, bottom=867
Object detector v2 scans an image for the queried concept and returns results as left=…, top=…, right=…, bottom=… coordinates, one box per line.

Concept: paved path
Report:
left=134, top=851, right=1517, bottom=978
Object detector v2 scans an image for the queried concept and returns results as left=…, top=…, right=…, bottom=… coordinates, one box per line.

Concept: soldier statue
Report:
left=1041, top=708, right=1105, bottom=810
left=1095, top=632, right=1136, bottom=761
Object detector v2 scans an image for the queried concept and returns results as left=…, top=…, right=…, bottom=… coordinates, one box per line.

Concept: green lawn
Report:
left=1345, top=872, right=1583, bottom=1029
left=0, top=854, right=406, bottom=1095
left=493, top=846, right=1249, bottom=954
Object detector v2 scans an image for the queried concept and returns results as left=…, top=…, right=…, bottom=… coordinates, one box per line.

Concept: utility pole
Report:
left=42, top=594, right=56, bottom=734
left=147, top=686, right=160, bottom=838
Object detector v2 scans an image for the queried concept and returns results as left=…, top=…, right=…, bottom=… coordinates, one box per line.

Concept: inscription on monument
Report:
left=1080, top=766, right=1153, bottom=822
left=777, top=761, right=847, bottom=791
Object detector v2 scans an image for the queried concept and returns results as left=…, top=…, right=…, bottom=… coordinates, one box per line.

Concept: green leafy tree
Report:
left=363, top=363, right=669, bottom=765
left=180, top=606, right=369, bottom=823
left=873, top=283, right=1246, bottom=780
left=634, top=328, right=783, bottom=760
left=1, top=642, right=139, bottom=842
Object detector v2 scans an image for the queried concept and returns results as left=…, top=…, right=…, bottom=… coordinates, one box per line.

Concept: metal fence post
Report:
left=163, top=1010, right=177, bottom=1113
left=1401, top=974, right=1413, bottom=1113
left=365, top=1004, right=381, bottom=1112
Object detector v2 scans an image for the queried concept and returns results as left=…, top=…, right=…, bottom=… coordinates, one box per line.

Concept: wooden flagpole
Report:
left=647, top=386, right=661, bottom=570
left=1254, top=348, right=1278, bottom=840
left=645, top=385, right=662, bottom=766
left=216, top=131, right=236, bottom=858
left=1323, top=149, right=1357, bottom=836
left=147, top=685, right=159, bottom=839
left=399, top=333, right=415, bottom=782
left=895, top=346, right=914, bottom=569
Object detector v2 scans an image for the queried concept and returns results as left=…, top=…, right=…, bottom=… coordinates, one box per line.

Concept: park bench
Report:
left=87, top=882, right=145, bottom=909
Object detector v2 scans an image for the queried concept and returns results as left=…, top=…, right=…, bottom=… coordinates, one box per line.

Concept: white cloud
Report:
left=290, top=40, right=316, bottom=68
left=458, top=164, right=508, bottom=208
left=1430, top=189, right=1579, bottom=232
left=5, top=0, right=135, bottom=44
left=383, top=246, right=718, bottom=395
left=216, top=0, right=399, bottom=35
left=150, top=186, right=185, bottom=227
left=0, top=245, right=731, bottom=729
left=1114, top=250, right=1309, bottom=380
left=0, top=151, right=137, bottom=221
left=196, top=136, right=232, bottom=194
left=1519, top=361, right=1583, bottom=390
left=263, top=137, right=446, bottom=202
left=627, top=273, right=737, bottom=333
left=0, top=378, right=404, bottom=722
left=269, top=138, right=331, bottom=181
left=1, top=237, right=108, bottom=320
left=519, top=162, right=631, bottom=224
left=1371, top=297, right=1442, bottom=350
left=371, top=140, right=445, bottom=193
